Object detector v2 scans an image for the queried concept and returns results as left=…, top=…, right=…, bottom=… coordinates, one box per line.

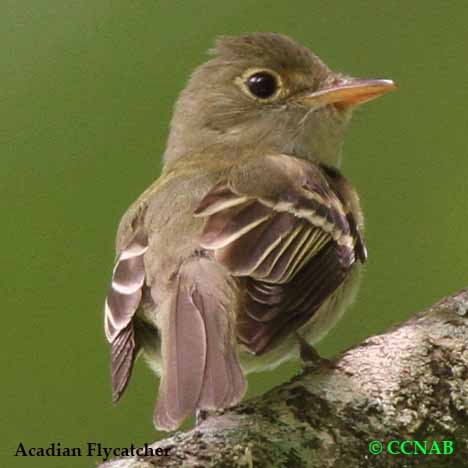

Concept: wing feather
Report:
left=111, top=323, right=139, bottom=402
left=104, top=227, right=148, bottom=402
left=104, top=229, right=148, bottom=343
left=194, top=156, right=364, bottom=354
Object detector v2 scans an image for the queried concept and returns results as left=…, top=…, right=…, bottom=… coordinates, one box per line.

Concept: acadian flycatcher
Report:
left=104, top=33, right=395, bottom=431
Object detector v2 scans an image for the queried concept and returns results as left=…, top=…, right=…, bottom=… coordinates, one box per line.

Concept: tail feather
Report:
left=222, top=344, right=246, bottom=407
left=154, top=276, right=207, bottom=430
left=154, top=258, right=246, bottom=431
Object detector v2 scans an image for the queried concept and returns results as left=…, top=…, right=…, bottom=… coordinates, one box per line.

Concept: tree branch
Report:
left=100, top=288, right=468, bottom=467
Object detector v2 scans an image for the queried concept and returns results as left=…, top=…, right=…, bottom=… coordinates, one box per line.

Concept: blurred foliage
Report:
left=2, top=1, right=467, bottom=466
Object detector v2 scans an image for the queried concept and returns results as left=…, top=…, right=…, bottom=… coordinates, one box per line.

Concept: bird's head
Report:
left=165, top=33, right=395, bottom=167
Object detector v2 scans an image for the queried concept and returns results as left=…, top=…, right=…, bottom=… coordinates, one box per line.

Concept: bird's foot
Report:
left=295, top=332, right=332, bottom=371
left=195, top=409, right=210, bottom=426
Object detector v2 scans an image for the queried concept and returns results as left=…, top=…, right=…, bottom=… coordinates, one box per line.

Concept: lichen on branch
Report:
left=100, top=288, right=468, bottom=468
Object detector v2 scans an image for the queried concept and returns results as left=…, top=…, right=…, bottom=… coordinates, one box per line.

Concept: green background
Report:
left=2, top=1, right=467, bottom=466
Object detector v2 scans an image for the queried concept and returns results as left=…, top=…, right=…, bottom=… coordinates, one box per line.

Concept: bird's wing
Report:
left=194, top=154, right=365, bottom=354
left=104, top=223, right=148, bottom=402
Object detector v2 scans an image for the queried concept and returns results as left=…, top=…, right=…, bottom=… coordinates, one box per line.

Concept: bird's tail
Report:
left=154, top=257, right=246, bottom=431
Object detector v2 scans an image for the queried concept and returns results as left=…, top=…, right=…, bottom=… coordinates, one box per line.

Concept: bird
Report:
left=104, top=32, right=395, bottom=431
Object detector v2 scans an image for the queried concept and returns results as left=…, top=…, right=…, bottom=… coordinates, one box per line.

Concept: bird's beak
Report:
left=298, top=78, right=396, bottom=108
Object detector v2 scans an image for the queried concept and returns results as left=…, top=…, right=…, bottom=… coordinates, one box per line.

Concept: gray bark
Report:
left=100, top=288, right=468, bottom=468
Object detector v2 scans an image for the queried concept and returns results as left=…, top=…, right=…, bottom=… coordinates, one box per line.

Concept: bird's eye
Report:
left=245, top=71, right=278, bottom=99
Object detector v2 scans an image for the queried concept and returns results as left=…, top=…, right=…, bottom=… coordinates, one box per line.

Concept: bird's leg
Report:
left=295, top=332, right=332, bottom=371
left=195, top=409, right=210, bottom=426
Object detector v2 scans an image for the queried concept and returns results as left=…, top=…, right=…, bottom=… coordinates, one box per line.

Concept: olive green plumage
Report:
left=104, top=32, right=394, bottom=431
